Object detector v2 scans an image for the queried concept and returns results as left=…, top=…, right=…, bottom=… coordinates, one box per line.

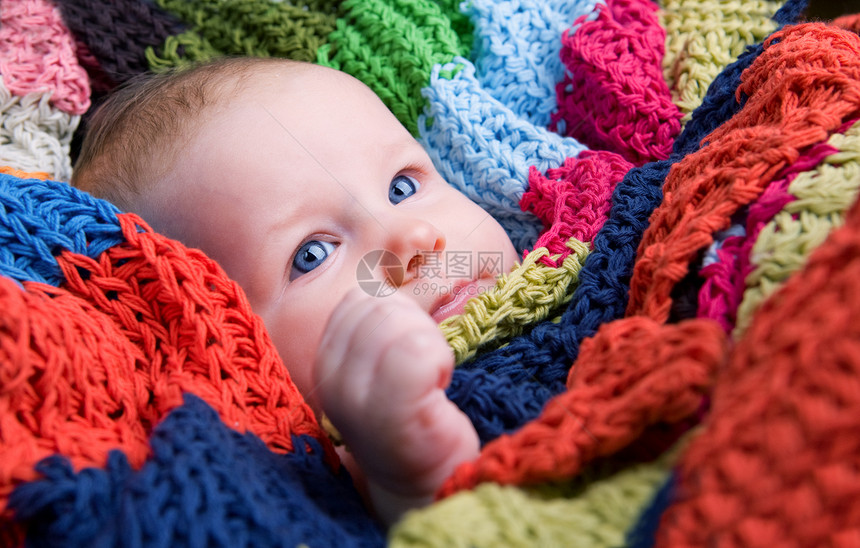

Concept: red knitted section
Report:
left=833, top=13, right=860, bottom=33
left=521, top=150, right=632, bottom=267
left=0, top=275, right=146, bottom=515
left=626, top=24, right=860, bottom=323
left=655, top=175, right=860, bottom=548
left=0, top=213, right=333, bottom=515
left=60, top=214, right=328, bottom=454
left=438, top=316, right=726, bottom=496
left=552, top=0, right=681, bottom=166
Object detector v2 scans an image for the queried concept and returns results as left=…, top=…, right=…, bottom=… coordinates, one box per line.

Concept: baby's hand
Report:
left=314, top=288, right=479, bottom=524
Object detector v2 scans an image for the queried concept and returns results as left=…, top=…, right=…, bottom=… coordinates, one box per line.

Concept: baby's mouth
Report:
left=430, top=279, right=488, bottom=323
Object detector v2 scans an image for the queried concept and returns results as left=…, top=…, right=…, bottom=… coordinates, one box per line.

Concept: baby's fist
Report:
left=314, top=288, right=478, bottom=522
left=314, top=288, right=454, bottom=418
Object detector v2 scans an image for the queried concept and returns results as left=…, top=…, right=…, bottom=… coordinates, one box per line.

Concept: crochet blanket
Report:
left=3, top=0, right=860, bottom=545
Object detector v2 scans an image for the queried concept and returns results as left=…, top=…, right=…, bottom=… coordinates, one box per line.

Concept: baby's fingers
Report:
left=314, top=289, right=388, bottom=410
left=369, top=321, right=454, bottom=408
left=314, top=289, right=451, bottom=417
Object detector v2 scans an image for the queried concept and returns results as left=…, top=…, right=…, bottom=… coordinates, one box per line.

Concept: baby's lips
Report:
left=429, top=278, right=489, bottom=323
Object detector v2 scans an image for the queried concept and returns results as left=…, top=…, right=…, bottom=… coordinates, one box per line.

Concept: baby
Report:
left=72, top=57, right=518, bottom=524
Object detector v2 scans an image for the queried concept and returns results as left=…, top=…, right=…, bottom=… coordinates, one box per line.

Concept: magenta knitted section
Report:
left=521, top=150, right=632, bottom=267
left=552, top=0, right=681, bottom=166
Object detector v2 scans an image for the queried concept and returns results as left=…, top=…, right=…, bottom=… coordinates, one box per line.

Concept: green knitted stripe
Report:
left=318, top=0, right=468, bottom=135
left=390, top=448, right=678, bottom=547
left=429, top=0, right=473, bottom=56
left=149, top=0, right=338, bottom=70
left=145, top=29, right=221, bottom=71
left=660, top=0, right=783, bottom=126
left=735, top=121, right=860, bottom=336
left=442, top=238, right=591, bottom=365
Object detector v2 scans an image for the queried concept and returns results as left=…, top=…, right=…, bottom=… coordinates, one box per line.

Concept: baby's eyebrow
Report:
left=381, top=137, right=426, bottom=164
left=261, top=197, right=305, bottom=245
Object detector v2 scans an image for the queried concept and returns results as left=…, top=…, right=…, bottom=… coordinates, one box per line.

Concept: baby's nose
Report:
left=384, top=218, right=445, bottom=285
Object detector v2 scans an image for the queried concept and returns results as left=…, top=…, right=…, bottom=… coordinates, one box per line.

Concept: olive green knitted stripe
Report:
left=149, top=0, right=338, bottom=70
left=390, top=446, right=677, bottom=548
left=442, top=238, right=591, bottom=365
left=735, top=121, right=860, bottom=337
left=660, top=0, right=783, bottom=126
left=318, top=0, right=467, bottom=135
left=145, top=29, right=221, bottom=71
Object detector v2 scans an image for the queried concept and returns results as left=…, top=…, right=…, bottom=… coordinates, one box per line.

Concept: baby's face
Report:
left=136, top=65, right=517, bottom=410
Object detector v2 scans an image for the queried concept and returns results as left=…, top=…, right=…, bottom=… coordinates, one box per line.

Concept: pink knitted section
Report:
left=697, top=139, right=839, bottom=331
left=552, top=0, right=681, bottom=166
left=521, top=150, right=632, bottom=267
left=0, top=0, right=90, bottom=114
left=696, top=235, right=746, bottom=332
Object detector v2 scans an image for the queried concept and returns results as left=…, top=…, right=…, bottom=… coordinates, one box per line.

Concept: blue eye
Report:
left=389, top=175, right=420, bottom=204
left=291, top=240, right=335, bottom=279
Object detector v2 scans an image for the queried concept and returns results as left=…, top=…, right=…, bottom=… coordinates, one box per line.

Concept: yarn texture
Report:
left=3, top=0, right=860, bottom=546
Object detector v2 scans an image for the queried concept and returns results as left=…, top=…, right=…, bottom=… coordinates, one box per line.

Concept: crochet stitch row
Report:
left=0, top=0, right=89, bottom=115
left=5, top=0, right=860, bottom=546
left=659, top=0, right=783, bottom=125
left=441, top=149, right=631, bottom=363
left=0, top=80, right=78, bottom=182
left=153, top=0, right=337, bottom=64
left=552, top=0, right=681, bottom=166
left=441, top=239, right=589, bottom=364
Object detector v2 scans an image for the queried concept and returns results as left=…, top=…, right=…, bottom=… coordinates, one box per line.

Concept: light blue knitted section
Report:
left=465, top=0, right=602, bottom=128
left=419, top=58, right=588, bottom=250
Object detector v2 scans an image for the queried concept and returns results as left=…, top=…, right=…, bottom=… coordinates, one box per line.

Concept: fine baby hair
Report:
left=72, top=57, right=306, bottom=208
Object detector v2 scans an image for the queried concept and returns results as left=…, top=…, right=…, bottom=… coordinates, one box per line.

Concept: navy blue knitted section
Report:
left=625, top=472, right=677, bottom=548
left=446, top=367, right=554, bottom=444
left=448, top=2, right=810, bottom=441
left=774, top=0, right=808, bottom=26
left=8, top=394, right=384, bottom=548
left=54, top=0, right=187, bottom=86
left=448, top=161, right=669, bottom=443
left=0, top=175, right=125, bottom=286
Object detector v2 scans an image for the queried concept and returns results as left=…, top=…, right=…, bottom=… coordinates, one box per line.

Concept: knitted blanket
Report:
left=2, top=0, right=860, bottom=546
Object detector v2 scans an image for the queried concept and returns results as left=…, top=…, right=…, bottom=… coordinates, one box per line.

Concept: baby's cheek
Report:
left=268, top=314, right=326, bottom=413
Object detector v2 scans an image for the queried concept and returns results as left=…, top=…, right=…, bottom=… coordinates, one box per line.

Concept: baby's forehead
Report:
left=238, top=62, right=382, bottom=108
